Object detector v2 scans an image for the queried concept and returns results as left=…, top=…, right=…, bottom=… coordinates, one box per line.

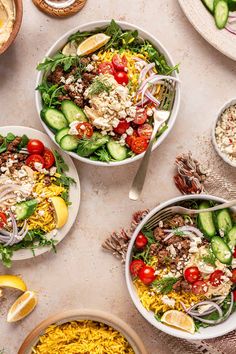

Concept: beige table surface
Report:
left=0, top=1, right=236, bottom=353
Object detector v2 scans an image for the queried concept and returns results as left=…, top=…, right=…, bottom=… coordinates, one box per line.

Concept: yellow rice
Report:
left=27, top=173, right=65, bottom=232
left=31, top=320, right=135, bottom=354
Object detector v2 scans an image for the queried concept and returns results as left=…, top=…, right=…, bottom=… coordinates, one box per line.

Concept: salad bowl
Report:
left=18, top=309, right=147, bottom=354
left=0, top=126, right=80, bottom=266
left=35, top=20, right=180, bottom=166
left=125, top=194, right=236, bottom=340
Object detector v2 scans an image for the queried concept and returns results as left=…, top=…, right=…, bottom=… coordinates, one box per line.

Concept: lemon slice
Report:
left=0, top=275, right=27, bottom=292
left=62, top=41, right=78, bottom=57
left=50, top=196, right=68, bottom=228
left=7, top=291, right=37, bottom=322
left=77, top=33, right=110, bottom=56
left=161, top=310, right=195, bottom=334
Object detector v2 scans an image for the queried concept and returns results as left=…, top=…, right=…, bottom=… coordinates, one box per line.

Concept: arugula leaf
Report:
left=94, top=146, right=112, bottom=162
left=0, top=244, right=13, bottom=268
left=142, top=229, right=156, bottom=245
left=53, top=150, right=69, bottom=174
left=37, top=81, right=64, bottom=107
left=152, top=277, right=179, bottom=294
left=6, top=133, right=16, bottom=142
left=18, top=134, right=29, bottom=149
left=37, top=53, right=80, bottom=73
left=0, top=138, right=7, bottom=153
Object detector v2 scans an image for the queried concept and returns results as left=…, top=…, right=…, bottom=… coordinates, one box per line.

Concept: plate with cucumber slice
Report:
left=0, top=126, right=80, bottom=267
left=178, top=0, right=236, bottom=61
left=35, top=20, right=180, bottom=166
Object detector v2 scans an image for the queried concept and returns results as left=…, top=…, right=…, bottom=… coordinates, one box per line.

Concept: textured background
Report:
left=0, top=1, right=236, bottom=353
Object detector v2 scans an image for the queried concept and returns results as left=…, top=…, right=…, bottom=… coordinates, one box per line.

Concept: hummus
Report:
left=0, top=0, right=15, bottom=48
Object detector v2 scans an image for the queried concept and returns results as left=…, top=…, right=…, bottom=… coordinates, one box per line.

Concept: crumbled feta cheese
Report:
left=126, top=127, right=134, bottom=136
left=161, top=295, right=175, bottom=307
left=147, top=108, right=153, bottom=116
left=86, top=64, right=94, bottom=72
left=38, top=210, right=45, bottom=216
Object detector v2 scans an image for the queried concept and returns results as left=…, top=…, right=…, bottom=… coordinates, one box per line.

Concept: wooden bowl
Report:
left=0, top=0, right=23, bottom=55
left=18, top=309, right=147, bottom=354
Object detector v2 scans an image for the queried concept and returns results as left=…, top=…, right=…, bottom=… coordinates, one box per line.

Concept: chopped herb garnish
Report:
left=88, top=77, right=112, bottom=96
left=152, top=277, right=179, bottom=294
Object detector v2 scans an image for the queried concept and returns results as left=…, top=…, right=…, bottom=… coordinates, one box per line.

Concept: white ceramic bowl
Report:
left=212, top=98, right=236, bottom=168
left=35, top=20, right=181, bottom=167
left=18, top=309, right=147, bottom=354
left=125, top=194, right=236, bottom=340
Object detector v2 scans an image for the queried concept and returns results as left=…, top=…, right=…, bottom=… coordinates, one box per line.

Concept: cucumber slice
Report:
left=198, top=201, right=216, bottom=239
left=61, top=101, right=87, bottom=124
left=60, top=135, right=79, bottom=151
left=214, top=0, right=229, bottom=29
left=211, top=236, right=232, bottom=264
left=202, top=0, right=214, bottom=12
left=55, top=127, right=69, bottom=144
left=227, top=226, right=236, bottom=250
left=43, top=108, right=68, bottom=131
left=216, top=209, right=233, bottom=234
left=15, top=199, right=38, bottom=221
left=76, top=133, right=109, bottom=157
left=107, top=140, right=127, bottom=161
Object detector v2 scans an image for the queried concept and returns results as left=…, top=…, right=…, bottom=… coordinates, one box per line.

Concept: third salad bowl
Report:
left=36, top=20, right=180, bottom=166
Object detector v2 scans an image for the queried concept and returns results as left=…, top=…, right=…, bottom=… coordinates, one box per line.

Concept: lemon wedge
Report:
left=77, top=33, right=110, bottom=56
left=7, top=291, right=37, bottom=322
left=51, top=196, right=68, bottom=228
left=62, top=41, right=78, bottom=57
left=0, top=275, right=27, bottom=292
left=161, top=310, right=195, bottom=334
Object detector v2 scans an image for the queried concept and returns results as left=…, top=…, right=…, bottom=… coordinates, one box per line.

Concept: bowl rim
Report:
left=211, top=97, right=236, bottom=168
left=18, top=309, right=148, bottom=354
left=125, top=194, right=236, bottom=340
left=0, top=0, right=23, bottom=55
left=35, top=19, right=181, bottom=167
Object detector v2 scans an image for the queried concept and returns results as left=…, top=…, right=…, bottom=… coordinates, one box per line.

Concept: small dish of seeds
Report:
left=212, top=98, right=236, bottom=168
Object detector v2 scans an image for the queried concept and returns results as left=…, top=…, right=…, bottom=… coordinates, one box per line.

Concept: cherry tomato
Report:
left=113, top=119, right=130, bottom=135
left=138, top=265, right=156, bottom=285
left=76, top=122, right=93, bottom=139
left=125, top=130, right=138, bottom=147
left=0, top=211, right=7, bottom=229
left=137, top=123, right=153, bottom=140
left=98, top=62, right=115, bottom=75
left=26, top=154, right=45, bottom=171
left=184, top=266, right=201, bottom=284
left=233, top=247, right=236, bottom=258
left=209, top=270, right=224, bottom=287
left=133, top=108, right=148, bottom=125
left=112, top=54, right=127, bottom=71
left=130, top=259, right=145, bottom=277
left=43, top=148, right=55, bottom=169
left=27, top=139, right=45, bottom=155
left=135, top=233, right=148, bottom=249
left=192, top=280, right=208, bottom=295
left=114, top=71, right=129, bottom=85
left=131, top=136, right=148, bottom=154
left=233, top=290, right=236, bottom=302
left=230, top=269, right=236, bottom=283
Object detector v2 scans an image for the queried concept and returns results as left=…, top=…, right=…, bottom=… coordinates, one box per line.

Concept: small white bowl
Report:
left=35, top=20, right=180, bottom=167
left=212, top=98, right=236, bottom=168
left=125, top=194, right=236, bottom=340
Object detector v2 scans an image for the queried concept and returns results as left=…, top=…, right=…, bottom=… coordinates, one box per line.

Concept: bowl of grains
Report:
left=212, top=98, right=236, bottom=168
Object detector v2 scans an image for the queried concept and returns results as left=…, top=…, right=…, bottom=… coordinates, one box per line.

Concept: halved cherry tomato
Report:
left=76, top=122, right=93, bottom=139
left=184, top=266, right=201, bottom=284
left=113, top=119, right=130, bottom=135
left=43, top=148, right=55, bottom=169
left=192, top=280, right=208, bottom=295
left=27, top=139, right=45, bottom=155
left=98, top=62, right=115, bottom=75
left=26, top=154, right=45, bottom=171
left=138, top=265, right=156, bottom=285
left=112, top=54, right=127, bottom=71
left=137, top=123, right=153, bottom=140
left=230, top=269, right=236, bottom=283
left=233, top=247, right=236, bottom=258
left=133, top=108, right=148, bottom=125
left=0, top=211, right=7, bottom=229
left=114, top=71, right=129, bottom=85
left=125, top=130, right=138, bottom=147
left=131, top=136, right=148, bottom=154
left=209, top=270, right=224, bottom=287
left=135, top=233, right=148, bottom=249
left=130, top=259, right=145, bottom=277
left=233, top=290, right=236, bottom=302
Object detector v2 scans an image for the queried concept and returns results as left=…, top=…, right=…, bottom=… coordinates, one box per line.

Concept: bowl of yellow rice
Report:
left=18, top=309, right=147, bottom=354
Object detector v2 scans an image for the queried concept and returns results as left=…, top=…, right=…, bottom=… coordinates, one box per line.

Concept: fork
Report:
left=144, top=199, right=236, bottom=230
left=129, top=80, right=177, bottom=201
